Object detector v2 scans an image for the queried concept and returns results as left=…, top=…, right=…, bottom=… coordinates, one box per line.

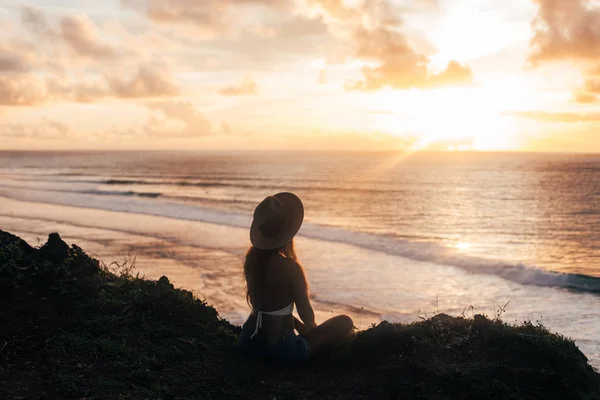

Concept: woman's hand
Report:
left=294, top=316, right=315, bottom=335
left=295, top=316, right=317, bottom=334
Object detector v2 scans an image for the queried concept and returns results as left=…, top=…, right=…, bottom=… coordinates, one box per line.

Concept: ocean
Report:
left=0, top=150, right=599, bottom=368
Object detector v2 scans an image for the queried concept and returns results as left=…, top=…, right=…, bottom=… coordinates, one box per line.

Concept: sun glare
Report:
left=368, top=86, right=520, bottom=152
left=454, top=242, right=472, bottom=251
left=414, top=88, right=518, bottom=151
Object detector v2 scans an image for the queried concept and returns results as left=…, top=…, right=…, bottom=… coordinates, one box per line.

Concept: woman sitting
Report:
left=238, top=192, right=354, bottom=362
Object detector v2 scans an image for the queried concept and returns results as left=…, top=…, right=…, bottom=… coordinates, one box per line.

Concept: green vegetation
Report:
left=1, top=229, right=599, bottom=400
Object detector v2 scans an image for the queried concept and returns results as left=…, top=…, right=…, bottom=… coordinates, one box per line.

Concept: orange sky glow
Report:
left=2, top=0, right=600, bottom=152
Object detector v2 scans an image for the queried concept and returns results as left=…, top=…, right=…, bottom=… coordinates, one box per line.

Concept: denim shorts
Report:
left=238, top=323, right=308, bottom=363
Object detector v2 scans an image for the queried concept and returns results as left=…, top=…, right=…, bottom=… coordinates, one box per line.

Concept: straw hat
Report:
left=250, top=192, right=304, bottom=250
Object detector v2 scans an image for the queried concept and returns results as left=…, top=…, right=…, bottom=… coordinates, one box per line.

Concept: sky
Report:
left=1, top=0, right=600, bottom=151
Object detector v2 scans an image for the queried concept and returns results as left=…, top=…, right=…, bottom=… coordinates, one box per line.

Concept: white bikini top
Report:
left=250, top=302, right=294, bottom=339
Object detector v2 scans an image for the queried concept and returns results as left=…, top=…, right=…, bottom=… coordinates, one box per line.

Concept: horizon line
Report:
left=1, top=149, right=600, bottom=156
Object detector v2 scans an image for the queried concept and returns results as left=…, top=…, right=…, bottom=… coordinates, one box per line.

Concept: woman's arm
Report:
left=290, top=262, right=317, bottom=330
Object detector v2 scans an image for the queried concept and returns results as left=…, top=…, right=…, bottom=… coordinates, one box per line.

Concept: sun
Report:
left=366, top=86, right=520, bottom=152
left=411, top=87, right=519, bottom=151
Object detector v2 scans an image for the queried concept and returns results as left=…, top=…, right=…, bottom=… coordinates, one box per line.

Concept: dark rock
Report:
left=158, top=275, right=175, bottom=289
left=39, top=233, right=70, bottom=263
left=158, top=276, right=171, bottom=285
left=432, top=313, right=453, bottom=323
left=473, top=314, right=490, bottom=332
left=0, top=230, right=35, bottom=255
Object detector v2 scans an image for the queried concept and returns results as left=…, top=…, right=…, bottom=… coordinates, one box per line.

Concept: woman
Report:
left=239, top=192, right=354, bottom=362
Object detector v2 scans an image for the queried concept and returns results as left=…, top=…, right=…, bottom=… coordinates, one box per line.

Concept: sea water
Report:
left=0, top=150, right=598, bottom=368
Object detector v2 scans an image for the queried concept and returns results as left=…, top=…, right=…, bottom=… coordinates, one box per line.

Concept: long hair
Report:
left=244, top=240, right=308, bottom=310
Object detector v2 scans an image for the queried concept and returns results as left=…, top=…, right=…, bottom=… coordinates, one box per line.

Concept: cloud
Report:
left=121, top=0, right=293, bottom=36
left=429, top=61, right=473, bottom=87
left=143, top=101, right=212, bottom=137
left=0, top=48, right=31, bottom=73
left=0, top=118, right=71, bottom=138
left=309, top=0, right=473, bottom=91
left=529, top=0, right=600, bottom=62
left=346, top=26, right=428, bottom=91
left=305, top=0, right=362, bottom=21
left=511, top=111, right=600, bottom=123
left=21, top=5, right=56, bottom=38
left=0, top=75, right=50, bottom=106
left=21, top=6, right=118, bottom=61
left=584, top=78, right=600, bottom=93
left=60, top=15, right=118, bottom=59
left=0, top=40, right=67, bottom=106
left=574, top=92, right=598, bottom=103
left=272, top=15, right=328, bottom=38
left=101, top=101, right=224, bottom=139
left=107, top=64, right=180, bottom=98
left=220, top=121, right=233, bottom=135
left=19, top=5, right=187, bottom=66
left=219, top=77, right=258, bottom=96
left=121, top=0, right=223, bottom=32
left=529, top=0, right=600, bottom=101
left=74, top=80, right=109, bottom=103
left=10, top=6, right=180, bottom=103
left=0, top=63, right=179, bottom=106
left=0, top=38, right=48, bottom=74
left=347, top=55, right=472, bottom=91
left=244, top=24, right=277, bottom=39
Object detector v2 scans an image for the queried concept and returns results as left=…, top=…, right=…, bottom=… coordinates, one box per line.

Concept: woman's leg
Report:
left=301, top=315, right=354, bottom=359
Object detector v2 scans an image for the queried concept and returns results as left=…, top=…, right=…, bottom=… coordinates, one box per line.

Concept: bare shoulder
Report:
left=271, top=256, right=302, bottom=277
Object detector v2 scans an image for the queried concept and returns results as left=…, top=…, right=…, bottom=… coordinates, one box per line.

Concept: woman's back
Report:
left=246, top=255, right=298, bottom=337
left=260, top=256, right=295, bottom=311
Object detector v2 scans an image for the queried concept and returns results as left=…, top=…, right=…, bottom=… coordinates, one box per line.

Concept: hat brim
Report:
left=250, top=192, right=304, bottom=250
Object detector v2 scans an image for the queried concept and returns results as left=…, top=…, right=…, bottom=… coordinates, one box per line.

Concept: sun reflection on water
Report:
left=454, top=242, right=472, bottom=251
